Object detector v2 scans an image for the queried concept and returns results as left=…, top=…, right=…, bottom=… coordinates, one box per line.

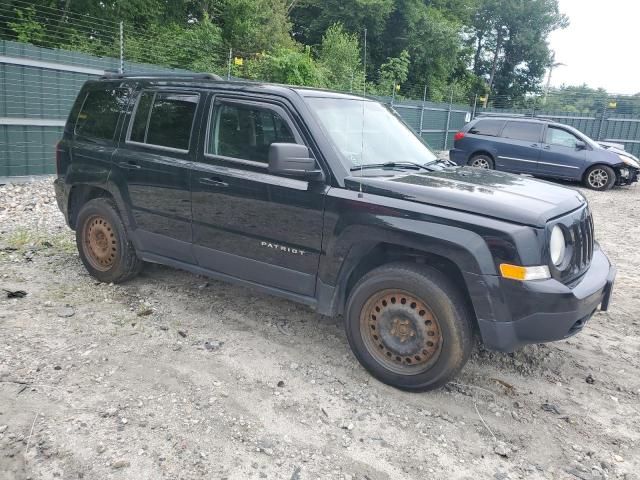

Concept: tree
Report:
left=377, top=50, right=410, bottom=95
left=317, top=23, right=363, bottom=92
left=470, top=0, right=568, bottom=103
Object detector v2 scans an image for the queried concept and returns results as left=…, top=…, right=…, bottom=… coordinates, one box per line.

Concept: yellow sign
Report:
left=233, top=57, right=243, bottom=66
left=395, top=84, right=401, bottom=91
left=479, top=95, right=487, bottom=102
left=608, top=101, right=617, bottom=109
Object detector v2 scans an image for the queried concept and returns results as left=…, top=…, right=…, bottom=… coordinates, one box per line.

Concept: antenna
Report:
left=359, top=28, right=367, bottom=199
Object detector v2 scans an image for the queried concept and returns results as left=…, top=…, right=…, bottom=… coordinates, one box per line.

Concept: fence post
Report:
left=119, top=21, right=124, bottom=74
left=227, top=48, right=232, bottom=80
left=418, top=84, right=426, bottom=138
left=597, top=108, right=607, bottom=140
left=444, top=88, right=454, bottom=150
left=471, top=94, right=478, bottom=120
left=531, top=96, right=537, bottom=118
left=391, top=81, right=396, bottom=106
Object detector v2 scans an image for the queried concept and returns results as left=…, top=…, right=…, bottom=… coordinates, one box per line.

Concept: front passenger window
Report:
left=208, top=103, right=296, bottom=164
left=546, top=127, right=580, bottom=148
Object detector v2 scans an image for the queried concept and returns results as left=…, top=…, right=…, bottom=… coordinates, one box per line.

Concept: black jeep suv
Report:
left=54, top=74, right=615, bottom=391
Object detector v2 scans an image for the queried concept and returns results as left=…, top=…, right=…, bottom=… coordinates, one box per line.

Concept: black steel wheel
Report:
left=345, top=263, right=473, bottom=392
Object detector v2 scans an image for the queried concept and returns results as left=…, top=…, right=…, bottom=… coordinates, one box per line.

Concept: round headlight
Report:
left=550, top=225, right=566, bottom=266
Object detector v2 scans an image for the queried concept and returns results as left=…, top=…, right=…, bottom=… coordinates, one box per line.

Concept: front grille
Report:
left=553, top=207, right=595, bottom=283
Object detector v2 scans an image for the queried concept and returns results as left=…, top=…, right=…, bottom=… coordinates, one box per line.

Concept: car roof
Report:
left=473, top=116, right=558, bottom=125
left=93, top=73, right=370, bottom=102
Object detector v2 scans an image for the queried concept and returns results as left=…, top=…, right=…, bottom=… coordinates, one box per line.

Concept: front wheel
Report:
left=584, top=165, right=616, bottom=191
left=344, top=263, right=473, bottom=392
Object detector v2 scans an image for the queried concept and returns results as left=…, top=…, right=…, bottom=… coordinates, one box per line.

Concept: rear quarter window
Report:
left=74, top=88, right=129, bottom=140
left=468, top=119, right=505, bottom=137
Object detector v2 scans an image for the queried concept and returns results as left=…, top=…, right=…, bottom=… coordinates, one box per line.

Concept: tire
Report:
left=584, top=165, right=616, bottom=191
left=344, top=263, right=473, bottom=392
left=468, top=154, right=494, bottom=169
left=75, top=197, right=143, bottom=283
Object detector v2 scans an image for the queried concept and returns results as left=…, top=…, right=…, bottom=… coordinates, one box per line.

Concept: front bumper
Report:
left=474, top=246, right=615, bottom=352
left=617, top=166, right=638, bottom=185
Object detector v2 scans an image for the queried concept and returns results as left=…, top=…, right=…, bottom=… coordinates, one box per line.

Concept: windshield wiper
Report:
left=350, top=161, right=431, bottom=172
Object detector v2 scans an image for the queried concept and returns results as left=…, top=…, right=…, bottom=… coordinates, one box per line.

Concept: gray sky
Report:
left=548, top=0, right=639, bottom=94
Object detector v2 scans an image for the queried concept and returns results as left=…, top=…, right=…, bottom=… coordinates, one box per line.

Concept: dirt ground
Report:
left=1, top=177, right=638, bottom=480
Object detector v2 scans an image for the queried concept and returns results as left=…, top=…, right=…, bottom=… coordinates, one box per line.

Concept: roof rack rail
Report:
left=99, top=72, right=223, bottom=81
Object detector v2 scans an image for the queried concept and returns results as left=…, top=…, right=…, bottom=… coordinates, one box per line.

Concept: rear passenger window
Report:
left=208, top=103, right=296, bottom=164
left=129, top=91, right=199, bottom=151
left=75, top=88, right=129, bottom=140
left=501, top=122, right=543, bottom=143
left=468, top=119, right=505, bottom=137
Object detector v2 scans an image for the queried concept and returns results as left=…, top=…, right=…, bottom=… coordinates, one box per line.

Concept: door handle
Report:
left=199, top=176, right=228, bottom=188
left=530, top=144, right=539, bottom=148
left=118, top=161, right=141, bottom=170
left=543, top=145, right=551, bottom=150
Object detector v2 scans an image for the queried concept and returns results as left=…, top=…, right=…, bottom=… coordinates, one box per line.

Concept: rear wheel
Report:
left=468, top=154, right=494, bottom=169
left=345, top=263, right=473, bottom=392
left=76, top=198, right=143, bottom=283
left=584, top=165, right=616, bottom=191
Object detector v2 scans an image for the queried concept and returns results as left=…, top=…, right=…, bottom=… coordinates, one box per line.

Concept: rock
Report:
left=277, top=380, right=285, bottom=388
left=204, top=340, right=223, bottom=352
left=137, top=308, right=153, bottom=317
left=586, top=374, right=595, bottom=384
left=0, top=425, right=7, bottom=433
left=96, top=444, right=106, bottom=454
left=613, top=454, right=624, bottom=462
left=53, top=365, right=62, bottom=371
left=111, top=459, right=130, bottom=469
left=177, top=330, right=187, bottom=338
left=57, top=305, right=75, bottom=318
left=494, top=442, right=510, bottom=458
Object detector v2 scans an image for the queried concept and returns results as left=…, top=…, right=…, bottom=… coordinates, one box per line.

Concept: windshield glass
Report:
left=304, top=97, right=438, bottom=168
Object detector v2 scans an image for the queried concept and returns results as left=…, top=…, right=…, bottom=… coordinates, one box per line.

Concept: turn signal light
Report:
left=499, top=264, right=550, bottom=281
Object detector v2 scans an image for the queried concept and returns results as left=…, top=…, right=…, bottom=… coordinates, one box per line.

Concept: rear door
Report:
left=494, top=121, right=544, bottom=174
left=112, top=88, right=201, bottom=263
left=539, top=125, right=586, bottom=179
left=190, top=94, right=327, bottom=297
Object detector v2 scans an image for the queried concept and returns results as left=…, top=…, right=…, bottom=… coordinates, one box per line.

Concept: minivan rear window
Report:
left=75, top=88, right=129, bottom=140
left=129, top=91, right=199, bottom=151
left=468, top=119, right=505, bottom=137
left=501, top=122, right=543, bottom=143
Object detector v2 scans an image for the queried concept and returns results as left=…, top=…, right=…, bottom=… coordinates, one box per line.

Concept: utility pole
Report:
left=227, top=48, right=233, bottom=80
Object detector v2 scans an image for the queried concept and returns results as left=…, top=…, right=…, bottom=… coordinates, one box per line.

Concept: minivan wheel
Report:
left=584, top=165, right=616, bottom=191
left=344, top=263, right=473, bottom=392
left=76, top=198, right=143, bottom=283
left=468, top=154, right=493, bottom=169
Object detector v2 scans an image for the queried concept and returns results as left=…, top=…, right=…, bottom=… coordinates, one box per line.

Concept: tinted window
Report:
left=469, top=119, right=505, bottom=137
left=129, top=92, right=199, bottom=150
left=209, top=103, right=296, bottom=163
left=130, top=91, right=154, bottom=143
left=501, top=122, right=543, bottom=142
left=545, top=126, right=580, bottom=148
left=75, top=88, right=128, bottom=140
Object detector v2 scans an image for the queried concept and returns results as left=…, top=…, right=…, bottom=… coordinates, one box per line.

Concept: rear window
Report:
left=468, top=119, right=505, bottom=137
left=74, top=88, right=129, bottom=140
left=501, top=122, right=543, bottom=142
left=129, top=91, right=199, bottom=151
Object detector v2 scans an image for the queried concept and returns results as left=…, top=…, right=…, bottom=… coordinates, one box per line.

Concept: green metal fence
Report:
left=1, top=39, right=639, bottom=178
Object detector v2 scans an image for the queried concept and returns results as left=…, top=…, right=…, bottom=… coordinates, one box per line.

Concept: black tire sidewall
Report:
left=468, top=154, right=494, bottom=169
left=585, top=165, right=616, bottom=191
left=75, top=198, right=132, bottom=283
left=345, top=265, right=471, bottom=391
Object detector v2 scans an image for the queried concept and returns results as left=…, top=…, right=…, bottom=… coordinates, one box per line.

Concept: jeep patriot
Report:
left=54, top=74, right=616, bottom=391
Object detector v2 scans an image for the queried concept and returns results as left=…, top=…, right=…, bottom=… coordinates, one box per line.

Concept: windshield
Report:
left=304, top=97, right=438, bottom=168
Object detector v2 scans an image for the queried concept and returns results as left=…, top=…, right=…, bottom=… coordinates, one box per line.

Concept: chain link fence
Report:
left=1, top=2, right=639, bottom=177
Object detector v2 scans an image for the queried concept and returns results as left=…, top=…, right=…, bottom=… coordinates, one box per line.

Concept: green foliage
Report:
left=0, top=0, right=580, bottom=104
left=7, top=6, right=44, bottom=44
left=317, top=24, right=364, bottom=92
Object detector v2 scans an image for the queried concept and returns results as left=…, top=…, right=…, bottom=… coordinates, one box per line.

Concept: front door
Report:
left=494, top=121, right=544, bottom=174
left=112, top=88, right=201, bottom=262
left=191, top=95, right=326, bottom=297
left=539, top=125, right=586, bottom=179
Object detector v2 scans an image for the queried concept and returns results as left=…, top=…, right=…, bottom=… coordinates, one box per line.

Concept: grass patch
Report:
left=4, top=228, right=76, bottom=254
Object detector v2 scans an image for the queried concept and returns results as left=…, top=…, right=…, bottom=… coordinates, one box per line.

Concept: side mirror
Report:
left=268, top=143, right=324, bottom=180
left=575, top=141, right=587, bottom=150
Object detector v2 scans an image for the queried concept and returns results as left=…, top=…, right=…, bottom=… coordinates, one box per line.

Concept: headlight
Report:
left=619, top=154, right=640, bottom=169
left=550, top=225, right=566, bottom=266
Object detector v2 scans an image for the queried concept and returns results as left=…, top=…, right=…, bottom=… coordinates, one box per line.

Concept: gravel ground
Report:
left=1, top=176, right=639, bottom=480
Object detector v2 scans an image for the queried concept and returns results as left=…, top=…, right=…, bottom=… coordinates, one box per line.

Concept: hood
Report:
left=345, top=167, right=586, bottom=227
left=599, top=144, right=640, bottom=163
